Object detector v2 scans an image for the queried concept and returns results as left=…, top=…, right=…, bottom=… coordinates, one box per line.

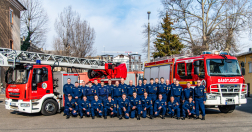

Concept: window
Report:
left=41, top=67, right=48, bottom=82
left=249, top=62, right=252, bottom=73
left=186, top=63, right=192, bottom=77
left=31, top=68, right=48, bottom=91
left=199, top=60, right=205, bottom=76
left=9, top=8, right=13, bottom=24
left=177, top=63, right=185, bottom=76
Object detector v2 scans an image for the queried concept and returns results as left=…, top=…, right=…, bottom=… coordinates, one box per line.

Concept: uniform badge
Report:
left=193, top=106, right=195, bottom=109
left=122, top=89, right=124, bottom=92
left=155, top=87, right=157, bottom=90
left=126, top=104, right=127, bottom=106
left=95, top=90, right=96, bottom=93
left=201, top=90, right=202, bottom=92
left=165, top=102, right=167, bottom=105
left=114, top=104, right=116, bottom=107
left=151, top=100, right=152, bottom=104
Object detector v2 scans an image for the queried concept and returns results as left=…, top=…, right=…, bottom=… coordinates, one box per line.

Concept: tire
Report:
left=41, top=99, right=58, bottom=116
left=218, top=105, right=235, bottom=113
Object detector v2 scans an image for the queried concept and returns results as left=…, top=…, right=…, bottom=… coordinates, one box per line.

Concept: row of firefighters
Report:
left=63, top=78, right=206, bottom=120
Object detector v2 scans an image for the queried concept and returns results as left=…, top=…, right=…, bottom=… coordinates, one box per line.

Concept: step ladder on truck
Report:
left=0, top=48, right=127, bottom=115
left=144, top=51, right=247, bottom=113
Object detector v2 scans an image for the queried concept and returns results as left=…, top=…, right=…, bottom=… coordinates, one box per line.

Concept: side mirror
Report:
left=35, top=69, right=42, bottom=83
left=194, top=61, right=200, bottom=66
left=242, top=67, right=245, bottom=75
left=194, top=67, right=199, bottom=75
left=241, top=61, right=245, bottom=67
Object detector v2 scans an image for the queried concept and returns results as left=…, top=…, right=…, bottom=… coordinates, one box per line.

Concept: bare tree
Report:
left=20, top=0, right=48, bottom=50
left=53, top=6, right=96, bottom=57
left=161, top=0, right=252, bottom=54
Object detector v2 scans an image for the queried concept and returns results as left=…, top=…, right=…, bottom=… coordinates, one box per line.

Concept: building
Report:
left=236, top=48, right=252, bottom=96
left=0, top=0, right=26, bottom=87
left=113, top=54, right=143, bottom=71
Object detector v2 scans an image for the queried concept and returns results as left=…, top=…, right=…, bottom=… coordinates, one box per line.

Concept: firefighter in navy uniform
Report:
left=118, top=94, right=130, bottom=120
left=84, top=81, right=97, bottom=102
left=182, top=82, right=194, bottom=103
left=170, top=80, right=183, bottom=104
left=147, top=78, right=158, bottom=103
left=64, top=95, right=78, bottom=119
left=157, top=77, right=167, bottom=101
left=154, top=94, right=166, bottom=119
left=126, top=80, right=136, bottom=98
left=107, top=79, right=114, bottom=96
left=104, top=96, right=117, bottom=119
left=166, top=79, right=172, bottom=102
left=129, top=92, right=141, bottom=120
left=93, top=79, right=101, bottom=93
left=72, top=81, right=82, bottom=103
left=194, top=80, right=206, bottom=120
left=168, top=96, right=181, bottom=120
left=136, top=80, right=145, bottom=99
left=141, top=92, right=153, bottom=119
left=91, top=95, right=103, bottom=119
left=80, top=81, right=86, bottom=97
left=63, top=78, right=74, bottom=103
left=182, top=96, right=195, bottom=120
left=112, top=81, right=122, bottom=115
left=119, top=78, right=128, bottom=96
left=98, top=81, right=109, bottom=104
left=78, top=96, right=90, bottom=118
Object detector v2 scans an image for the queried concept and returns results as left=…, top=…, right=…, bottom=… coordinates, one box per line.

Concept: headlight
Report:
left=20, top=103, right=30, bottom=107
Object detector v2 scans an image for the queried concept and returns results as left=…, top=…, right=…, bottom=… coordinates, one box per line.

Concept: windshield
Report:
left=6, top=68, right=30, bottom=84
left=206, top=59, right=241, bottom=76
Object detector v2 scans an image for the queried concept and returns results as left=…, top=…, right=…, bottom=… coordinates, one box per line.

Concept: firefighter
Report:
left=136, top=80, right=145, bottom=99
left=142, top=78, right=148, bottom=93
left=104, top=95, right=117, bottom=119
left=78, top=96, right=90, bottom=118
left=126, top=80, right=136, bottom=98
left=194, top=80, right=206, bottom=120
left=119, top=78, right=128, bottom=96
left=63, top=78, right=74, bottom=103
left=107, top=79, right=114, bottom=96
left=157, top=77, right=167, bottom=101
left=166, top=79, right=172, bottom=102
left=170, top=80, right=183, bottom=105
left=154, top=94, right=166, bottom=119
left=168, top=96, right=181, bottom=120
left=93, top=79, right=101, bottom=93
left=84, top=81, right=96, bottom=102
left=91, top=95, right=103, bottom=119
left=182, top=82, right=194, bottom=103
left=129, top=92, right=141, bottom=120
left=64, top=95, right=78, bottom=119
left=112, top=81, right=122, bottom=106
left=171, top=78, right=176, bottom=88
left=72, top=81, right=82, bottom=102
left=141, top=92, right=153, bottom=119
left=80, top=81, right=86, bottom=96
left=118, top=94, right=130, bottom=120
left=154, top=78, right=159, bottom=85
left=98, top=81, right=109, bottom=104
left=182, top=96, right=195, bottom=120
left=147, top=78, right=158, bottom=103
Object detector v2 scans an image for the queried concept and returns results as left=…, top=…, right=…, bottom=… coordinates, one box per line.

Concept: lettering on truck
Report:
left=218, top=78, right=239, bottom=83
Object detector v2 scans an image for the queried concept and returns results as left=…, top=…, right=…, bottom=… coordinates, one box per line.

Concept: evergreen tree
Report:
left=153, top=13, right=183, bottom=58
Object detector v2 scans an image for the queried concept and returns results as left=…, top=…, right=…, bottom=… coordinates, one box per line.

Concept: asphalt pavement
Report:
left=0, top=96, right=252, bottom=132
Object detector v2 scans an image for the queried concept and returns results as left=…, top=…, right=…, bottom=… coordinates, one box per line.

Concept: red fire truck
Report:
left=0, top=48, right=126, bottom=115
left=144, top=51, right=247, bottom=113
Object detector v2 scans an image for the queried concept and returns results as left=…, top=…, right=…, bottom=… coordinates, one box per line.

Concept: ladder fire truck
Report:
left=144, top=51, right=247, bottom=113
left=0, top=48, right=127, bottom=115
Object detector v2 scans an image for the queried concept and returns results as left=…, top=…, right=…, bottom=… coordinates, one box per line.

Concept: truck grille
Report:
left=10, top=96, right=19, bottom=98
left=220, top=84, right=240, bottom=93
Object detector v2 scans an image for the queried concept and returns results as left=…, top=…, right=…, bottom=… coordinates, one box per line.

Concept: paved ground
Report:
left=0, top=96, right=252, bottom=132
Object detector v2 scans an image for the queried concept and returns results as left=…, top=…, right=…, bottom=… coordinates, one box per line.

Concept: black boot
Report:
left=201, top=116, right=205, bottom=120
left=119, top=115, right=123, bottom=120
left=92, top=116, right=95, bottom=119
left=63, top=113, right=66, bottom=116
left=80, top=116, right=83, bottom=119
left=137, top=115, right=140, bottom=120
left=150, top=115, right=153, bottom=119
left=162, top=115, right=165, bottom=119
left=110, top=115, right=113, bottom=118
left=104, top=116, right=107, bottom=119
left=195, top=116, right=199, bottom=119
left=66, top=115, right=70, bottom=119
left=182, top=117, right=185, bottom=120
left=177, top=117, right=180, bottom=120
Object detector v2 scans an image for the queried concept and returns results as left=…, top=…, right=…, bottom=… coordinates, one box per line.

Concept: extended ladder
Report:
left=0, top=48, right=105, bottom=69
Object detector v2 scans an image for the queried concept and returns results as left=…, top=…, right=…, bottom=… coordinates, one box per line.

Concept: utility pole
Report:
left=147, top=11, right=151, bottom=62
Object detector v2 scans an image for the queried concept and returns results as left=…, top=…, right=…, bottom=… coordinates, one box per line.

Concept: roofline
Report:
left=236, top=51, right=252, bottom=57
left=9, top=0, right=27, bottom=11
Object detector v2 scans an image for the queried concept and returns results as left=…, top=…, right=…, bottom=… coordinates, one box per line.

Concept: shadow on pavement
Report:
left=10, top=111, right=43, bottom=117
left=235, top=97, right=252, bottom=114
left=0, top=101, right=3, bottom=103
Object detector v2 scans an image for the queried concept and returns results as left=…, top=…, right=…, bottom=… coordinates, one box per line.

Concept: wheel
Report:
left=218, top=105, right=235, bottom=113
left=41, top=99, right=58, bottom=116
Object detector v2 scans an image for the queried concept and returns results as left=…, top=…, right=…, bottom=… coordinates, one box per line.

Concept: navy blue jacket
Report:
left=154, top=99, right=166, bottom=112
left=112, top=85, right=122, bottom=98
left=147, top=83, right=157, bottom=94
left=72, top=86, right=82, bottom=98
left=127, top=85, right=136, bottom=96
left=63, top=83, right=74, bottom=96
left=136, top=85, right=146, bottom=95
left=194, top=85, right=206, bottom=101
left=78, top=100, right=90, bottom=111
left=141, top=97, right=152, bottom=109
left=98, top=85, right=109, bottom=96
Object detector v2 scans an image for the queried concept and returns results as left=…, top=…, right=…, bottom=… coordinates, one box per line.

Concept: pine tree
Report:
left=152, top=13, right=183, bottom=58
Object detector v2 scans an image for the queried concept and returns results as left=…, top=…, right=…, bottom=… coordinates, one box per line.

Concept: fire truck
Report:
left=144, top=51, right=247, bottom=113
left=0, top=48, right=126, bottom=115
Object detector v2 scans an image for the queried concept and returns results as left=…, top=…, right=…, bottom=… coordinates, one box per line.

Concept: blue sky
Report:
left=42, top=0, right=162, bottom=60
left=41, top=0, right=250, bottom=60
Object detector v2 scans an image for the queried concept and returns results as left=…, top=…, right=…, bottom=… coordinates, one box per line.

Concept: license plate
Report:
left=10, top=103, right=16, bottom=106
left=225, top=99, right=235, bottom=105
